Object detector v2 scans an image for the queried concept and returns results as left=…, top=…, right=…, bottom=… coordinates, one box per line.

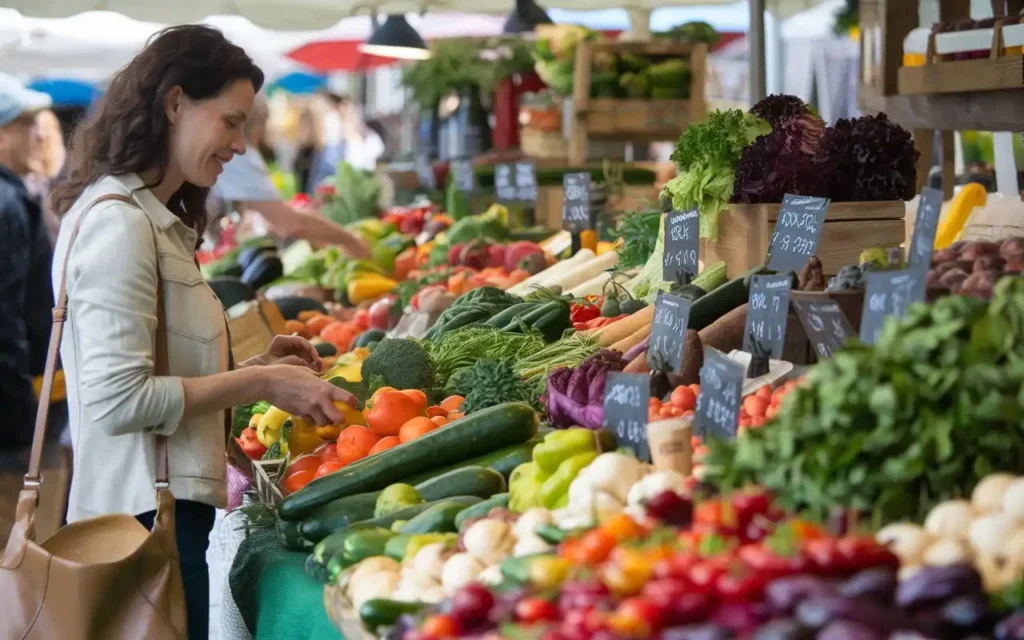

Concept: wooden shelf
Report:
left=568, top=40, right=708, bottom=165
left=897, top=20, right=1024, bottom=95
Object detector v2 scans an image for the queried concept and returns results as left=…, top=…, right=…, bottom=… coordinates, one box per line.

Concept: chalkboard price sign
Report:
left=562, top=172, right=592, bottom=232
left=742, top=274, right=792, bottom=360
left=767, top=194, right=830, bottom=273
left=790, top=292, right=855, bottom=359
left=908, top=187, right=943, bottom=270
left=663, top=209, right=700, bottom=283
left=451, top=158, right=475, bottom=193
left=859, top=268, right=926, bottom=345
left=647, top=291, right=692, bottom=373
left=694, top=348, right=744, bottom=439
left=604, top=372, right=651, bottom=462
left=515, top=161, right=538, bottom=202
left=415, top=155, right=436, bottom=190
left=494, top=163, right=517, bottom=202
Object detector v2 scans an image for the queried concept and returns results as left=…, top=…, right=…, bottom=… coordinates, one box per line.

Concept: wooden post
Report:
left=914, top=129, right=934, bottom=193
left=569, top=40, right=594, bottom=165
left=941, top=131, right=956, bottom=200
left=881, top=0, right=919, bottom=96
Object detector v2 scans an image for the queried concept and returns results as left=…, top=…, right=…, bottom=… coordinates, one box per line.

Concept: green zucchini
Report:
left=531, top=306, right=570, bottom=342
left=280, top=403, right=539, bottom=520
left=359, top=599, right=425, bottom=632
left=416, top=466, right=507, bottom=501
left=405, top=440, right=538, bottom=485
left=299, top=491, right=381, bottom=542
left=300, top=467, right=506, bottom=541
left=502, top=300, right=564, bottom=331
left=354, top=329, right=387, bottom=348
left=688, top=264, right=768, bottom=332
left=276, top=518, right=314, bottom=551
left=454, top=493, right=510, bottom=531
left=485, top=302, right=538, bottom=328
left=326, top=527, right=395, bottom=581
left=400, top=497, right=483, bottom=534
left=312, top=522, right=376, bottom=568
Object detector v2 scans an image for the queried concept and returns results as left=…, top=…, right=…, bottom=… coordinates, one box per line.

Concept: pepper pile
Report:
left=509, top=428, right=605, bottom=512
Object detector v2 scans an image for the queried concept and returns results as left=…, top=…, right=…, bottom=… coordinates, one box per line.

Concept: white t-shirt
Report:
left=343, top=131, right=385, bottom=172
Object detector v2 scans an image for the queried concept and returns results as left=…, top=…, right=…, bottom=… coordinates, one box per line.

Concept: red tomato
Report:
left=670, top=385, right=697, bottom=411
left=314, top=461, right=345, bottom=479
left=421, top=614, right=459, bottom=638
left=835, top=537, right=900, bottom=573
left=737, top=544, right=808, bottom=579
left=802, top=538, right=845, bottom=575
left=283, top=469, right=315, bottom=494
left=686, top=559, right=727, bottom=595
left=742, top=394, right=769, bottom=418
left=579, top=528, right=618, bottom=564
left=615, top=596, right=666, bottom=632
left=688, top=384, right=701, bottom=396
left=693, top=499, right=723, bottom=526
left=652, top=552, right=699, bottom=581
left=286, top=455, right=323, bottom=477
left=755, top=384, right=773, bottom=401
left=514, top=597, right=559, bottom=624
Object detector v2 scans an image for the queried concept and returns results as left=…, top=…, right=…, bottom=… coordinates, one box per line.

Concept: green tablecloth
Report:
left=229, top=528, right=342, bottom=640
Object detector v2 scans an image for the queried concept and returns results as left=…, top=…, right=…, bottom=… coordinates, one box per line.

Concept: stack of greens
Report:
left=703, top=277, right=1024, bottom=524
left=320, top=162, right=381, bottom=225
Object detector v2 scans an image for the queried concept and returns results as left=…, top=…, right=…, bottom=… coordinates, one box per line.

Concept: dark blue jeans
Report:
left=137, top=499, right=215, bottom=640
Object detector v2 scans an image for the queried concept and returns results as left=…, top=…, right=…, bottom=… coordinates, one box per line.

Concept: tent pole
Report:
left=748, top=0, right=767, bottom=103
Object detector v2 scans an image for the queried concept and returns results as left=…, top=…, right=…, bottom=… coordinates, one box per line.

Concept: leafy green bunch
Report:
left=661, top=109, right=770, bottom=239
left=703, top=277, right=1024, bottom=525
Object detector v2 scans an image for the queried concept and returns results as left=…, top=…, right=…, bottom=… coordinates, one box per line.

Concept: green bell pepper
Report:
left=532, top=428, right=599, bottom=475
left=540, top=451, right=599, bottom=509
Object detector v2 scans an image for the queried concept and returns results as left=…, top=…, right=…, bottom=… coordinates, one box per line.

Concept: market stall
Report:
left=194, top=68, right=1024, bottom=638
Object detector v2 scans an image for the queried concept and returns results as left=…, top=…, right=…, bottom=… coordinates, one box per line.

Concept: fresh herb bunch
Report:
left=703, top=277, right=1024, bottom=525
left=613, top=210, right=663, bottom=270
left=427, top=326, right=547, bottom=389
left=445, top=359, right=541, bottom=414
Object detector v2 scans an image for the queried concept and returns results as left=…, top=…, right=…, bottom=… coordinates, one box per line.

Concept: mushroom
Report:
left=876, top=522, right=933, bottom=565
left=922, top=538, right=973, bottom=566
left=972, top=473, right=1018, bottom=513
left=924, top=500, right=976, bottom=540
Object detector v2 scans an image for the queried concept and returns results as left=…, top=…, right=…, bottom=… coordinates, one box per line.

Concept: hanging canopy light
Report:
left=359, top=14, right=431, bottom=60
left=502, top=0, right=553, bottom=34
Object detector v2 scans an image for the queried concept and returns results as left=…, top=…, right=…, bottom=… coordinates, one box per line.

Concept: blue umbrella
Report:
left=269, top=71, right=327, bottom=95
left=27, top=79, right=100, bottom=107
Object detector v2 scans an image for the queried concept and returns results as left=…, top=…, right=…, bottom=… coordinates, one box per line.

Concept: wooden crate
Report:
left=569, top=40, right=708, bottom=165
left=898, top=19, right=1024, bottom=95
left=700, top=201, right=906, bottom=278
left=535, top=184, right=659, bottom=230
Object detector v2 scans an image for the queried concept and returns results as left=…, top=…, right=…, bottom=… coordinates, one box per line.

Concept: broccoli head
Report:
left=360, top=339, right=435, bottom=392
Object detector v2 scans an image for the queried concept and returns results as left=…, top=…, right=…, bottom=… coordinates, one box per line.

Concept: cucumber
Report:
left=405, top=440, right=537, bottom=485
left=400, top=497, right=483, bottom=535
left=416, top=466, right=507, bottom=502
left=454, top=493, right=510, bottom=531
left=531, top=306, right=570, bottom=342
left=280, top=403, right=539, bottom=520
left=485, top=302, right=538, bottom=328
left=299, top=491, right=381, bottom=542
left=354, top=329, right=387, bottom=348
left=300, top=467, right=506, bottom=541
left=688, top=264, right=767, bottom=332
left=502, top=300, right=563, bottom=331
left=359, top=599, right=425, bottom=633
left=276, top=518, right=314, bottom=551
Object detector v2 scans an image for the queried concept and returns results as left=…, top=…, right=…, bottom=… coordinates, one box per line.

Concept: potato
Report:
left=999, top=236, right=1024, bottom=262
left=923, top=538, right=973, bottom=566
left=937, top=267, right=970, bottom=290
left=876, top=522, right=933, bottom=565
left=968, top=513, right=1021, bottom=556
left=1002, top=478, right=1024, bottom=520
left=973, top=255, right=1005, bottom=273
left=931, top=248, right=959, bottom=264
left=960, top=241, right=1000, bottom=261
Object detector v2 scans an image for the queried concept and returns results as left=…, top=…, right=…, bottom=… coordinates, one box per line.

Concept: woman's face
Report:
left=165, top=78, right=254, bottom=188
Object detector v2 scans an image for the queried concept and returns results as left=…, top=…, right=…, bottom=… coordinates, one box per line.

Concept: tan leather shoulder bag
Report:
left=0, top=193, right=187, bottom=640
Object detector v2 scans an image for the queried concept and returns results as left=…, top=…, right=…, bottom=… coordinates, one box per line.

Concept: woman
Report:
left=293, top=105, right=321, bottom=193
left=49, top=25, right=354, bottom=639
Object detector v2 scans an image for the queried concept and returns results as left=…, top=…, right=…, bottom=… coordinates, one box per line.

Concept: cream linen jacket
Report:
left=52, top=174, right=229, bottom=521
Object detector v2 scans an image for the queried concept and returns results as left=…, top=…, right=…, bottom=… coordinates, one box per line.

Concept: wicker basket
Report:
left=252, top=458, right=285, bottom=507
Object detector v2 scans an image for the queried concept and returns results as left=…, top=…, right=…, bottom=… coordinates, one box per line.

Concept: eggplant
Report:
left=752, top=618, right=812, bottom=640
left=765, top=575, right=834, bottom=615
left=817, top=620, right=886, bottom=640
left=941, top=594, right=995, bottom=635
left=240, top=254, right=284, bottom=290
left=894, top=563, right=983, bottom=609
left=795, top=596, right=909, bottom=633
left=660, top=624, right=733, bottom=640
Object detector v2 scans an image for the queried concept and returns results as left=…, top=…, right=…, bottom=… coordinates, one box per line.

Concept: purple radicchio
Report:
left=544, top=349, right=626, bottom=429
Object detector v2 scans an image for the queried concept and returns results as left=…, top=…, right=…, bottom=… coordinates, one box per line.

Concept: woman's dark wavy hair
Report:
left=51, top=25, right=264, bottom=237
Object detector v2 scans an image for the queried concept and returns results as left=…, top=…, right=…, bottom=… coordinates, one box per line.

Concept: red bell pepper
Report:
left=236, top=427, right=266, bottom=461
left=569, top=302, right=601, bottom=324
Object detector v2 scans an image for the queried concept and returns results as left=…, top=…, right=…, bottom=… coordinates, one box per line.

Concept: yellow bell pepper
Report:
left=256, top=406, right=290, bottom=447
left=285, top=416, right=325, bottom=457
left=335, top=400, right=366, bottom=426
left=347, top=275, right=398, bottom=305
left=935, top=182, right=987, bottom=250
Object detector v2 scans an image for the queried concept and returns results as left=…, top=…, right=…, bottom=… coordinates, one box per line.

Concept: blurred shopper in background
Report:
left=26, top=109, right=66, bottom=242
left=209, top=94, right=369, bottom=258
left=293, top=106, right=321, bottom=194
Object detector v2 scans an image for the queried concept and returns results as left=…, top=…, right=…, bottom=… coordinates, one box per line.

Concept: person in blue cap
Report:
left=0, top=72, right=54, bottom=455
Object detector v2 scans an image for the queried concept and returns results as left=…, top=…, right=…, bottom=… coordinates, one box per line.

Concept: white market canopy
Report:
left=3, top=0, right=831, bottom=30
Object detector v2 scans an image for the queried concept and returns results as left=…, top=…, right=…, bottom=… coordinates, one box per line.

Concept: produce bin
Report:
left=700, top=200, right=907, bottom=278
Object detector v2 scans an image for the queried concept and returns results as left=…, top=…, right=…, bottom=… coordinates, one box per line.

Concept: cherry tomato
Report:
left=285, top=455, right=323, bottom=477
left=421, top=614, right=459, bottom=638
left=580, top=528, right=618, bottom=564
left=515, top=597, right=559, bottom=624
left=835, top=537, right=900, bottom=573
left=730, top=489, right=773, bottom=522
left=686, top=559, right=727, bottom=595
left=602, top=513, right=645, bottom=541
left=601, top=549, right=653, bottom=596
left=652, top=552, right=699, bottom=581
left=755, top=384, right=773, bottom=401
left=670, top=385, right=697, bottom=411
left=613, top=596, right=665, bottom=635
left=802, top=538, right=844, bottom=575
left=714, top=566, right=768, bottom=603
left=738, top=544, right=808, bottom=578
left=642, top=578, right=690, bottom=609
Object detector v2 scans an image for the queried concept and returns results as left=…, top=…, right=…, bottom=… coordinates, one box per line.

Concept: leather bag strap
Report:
left=25, top=192, right=170, bottom=491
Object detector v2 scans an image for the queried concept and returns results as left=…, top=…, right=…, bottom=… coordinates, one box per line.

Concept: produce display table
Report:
left=229, top=527, right=341, bottom=640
